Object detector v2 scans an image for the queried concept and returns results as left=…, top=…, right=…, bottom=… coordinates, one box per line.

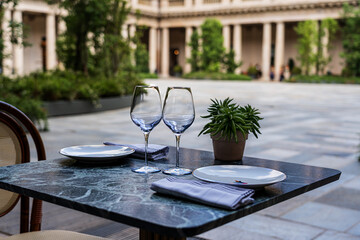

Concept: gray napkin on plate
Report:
left=103, top=142, right=169, bottom=160
left=151, top=177, right=255, bottom=210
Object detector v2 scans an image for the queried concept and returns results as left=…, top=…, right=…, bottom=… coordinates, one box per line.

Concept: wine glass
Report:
left=162, top=87, right=195, bottom=175
left=130, top=85, right=162, bottom=174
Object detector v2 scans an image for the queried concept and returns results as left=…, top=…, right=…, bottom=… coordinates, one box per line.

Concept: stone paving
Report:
left=16, top=79, right=360, bottom=239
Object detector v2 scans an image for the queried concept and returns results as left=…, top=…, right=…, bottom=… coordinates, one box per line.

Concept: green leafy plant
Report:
left=291, top=66, right=302, bottom=76
left=294, top=18, right=338, bottom=76
left=341, top=1, right=360, bottom=77
left=223, top=49, right=242, bottom=74
left=288, top=75, right=360, bottom=84
left=187, top=29, right=201, bottom=72
left=183, top=71, right=251, bottom=81
left=173, top=65, right=182, bottom=74
left=0, top=70, right=144, bottom=130
left=201, top=19, right=225, bottom=72
left=198, top=98, right=263, bottom=142
left=247, top=66, right=258, bottom=77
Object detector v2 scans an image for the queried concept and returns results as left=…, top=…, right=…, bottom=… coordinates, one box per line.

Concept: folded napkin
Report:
left=103, top=142, right=169, bottom=160
left=151, top=177, right=255, bottom=210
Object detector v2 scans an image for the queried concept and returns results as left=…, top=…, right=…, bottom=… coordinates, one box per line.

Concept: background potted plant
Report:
left=199, top=98, right=263, bottom=161
left=173, top=65, right=183, bottom=77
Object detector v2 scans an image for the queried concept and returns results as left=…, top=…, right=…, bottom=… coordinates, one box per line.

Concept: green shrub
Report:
left=173, top=65, right=183, bottom=74
left=0, top=70, right=144, bottom=129
left=183, top=71, right=251, bottom=81
left=288, top=75, right=360, bottom=84
left=138, top=73, right=158, bottom=79
left=201, top=19, right=225, bottom=72
left=292, top=67, right=302, bottom=76
left=0, top=75, right=48, bottom=130
left=247, top=66, right=257, bottom=76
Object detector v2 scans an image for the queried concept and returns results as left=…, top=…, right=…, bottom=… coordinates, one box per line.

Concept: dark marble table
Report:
left=0, top=147, right=341, bottom=239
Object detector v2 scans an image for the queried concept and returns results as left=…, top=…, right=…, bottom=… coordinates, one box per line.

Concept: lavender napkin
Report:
left=151, top=177, right=255, bottom=210
left=103, top=142, right=169, bottom=160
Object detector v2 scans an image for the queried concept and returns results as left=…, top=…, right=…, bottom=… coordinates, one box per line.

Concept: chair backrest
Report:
left=0, top=101, right=46, bottom=233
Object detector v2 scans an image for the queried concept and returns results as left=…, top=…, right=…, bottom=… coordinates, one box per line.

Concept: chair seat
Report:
left=3, top=230, right=110, bottom=240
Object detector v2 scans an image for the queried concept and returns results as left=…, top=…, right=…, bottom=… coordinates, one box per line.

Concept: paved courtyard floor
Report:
left=1, top=79, right=360, bottom=239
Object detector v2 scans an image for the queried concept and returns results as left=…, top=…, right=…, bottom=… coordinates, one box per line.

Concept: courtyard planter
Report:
left=211, top=132, right=248, bottom=161
left=198, top=98, right=263, bottom=162
left=43, top=95, right=132, bottom=117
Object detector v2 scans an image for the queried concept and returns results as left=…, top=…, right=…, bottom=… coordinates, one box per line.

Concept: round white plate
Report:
left=193, top=165, right=286, bottom=188
left=59, top=145, right=135, bottom=163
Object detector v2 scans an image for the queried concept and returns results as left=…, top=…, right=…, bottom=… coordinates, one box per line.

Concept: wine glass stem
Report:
left=143, top=131, right=150, bottom=166
left=175, top=134, right=181, bottom=168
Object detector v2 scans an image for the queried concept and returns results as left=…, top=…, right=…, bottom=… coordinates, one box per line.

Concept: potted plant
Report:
left=173, top=65, right=183, bottom=77
left=247, top=65, right=258, bottom=79
left=199, top=98, right=263, bottom=161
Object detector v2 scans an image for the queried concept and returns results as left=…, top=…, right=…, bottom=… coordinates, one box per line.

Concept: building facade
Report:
left=1, top=0, right=355, bottom=80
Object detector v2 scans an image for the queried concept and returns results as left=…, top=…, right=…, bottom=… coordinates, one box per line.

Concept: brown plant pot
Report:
left=211, top=132, right=248, bottom=161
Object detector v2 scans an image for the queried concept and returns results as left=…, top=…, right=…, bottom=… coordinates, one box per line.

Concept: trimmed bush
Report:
left=0, top=70, right=144, bottom=130
left=288, top=75, right=360, bottom=84
left=138, top=73, right=158, bottom=79
left=183, top=71, right=252, bottom=81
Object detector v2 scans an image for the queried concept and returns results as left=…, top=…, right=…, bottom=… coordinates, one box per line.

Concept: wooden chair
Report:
left=0, top=101, right=109, bottom=240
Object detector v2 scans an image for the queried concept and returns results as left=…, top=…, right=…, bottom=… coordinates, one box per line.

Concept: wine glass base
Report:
left=163, top=167, right=192, bottom=176
left=132, top=166, right=161, bottom=174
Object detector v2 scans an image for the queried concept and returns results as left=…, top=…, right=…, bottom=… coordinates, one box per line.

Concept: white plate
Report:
left=193, top=165, right=286, bottom=188
left=59, top=145, right=135, bottom=163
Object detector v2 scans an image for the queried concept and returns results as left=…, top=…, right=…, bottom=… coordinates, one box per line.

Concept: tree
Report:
left=50, top=0, right=131, bottom=76
left=295, top=19, right=338, bottom=76
left=133, top=26, right=149, bottom=73
left=223, top=49, right=242, bottom=73
left=201, top=19, right=225, bottom=72
left=95, top=0, right=131, bottom=77
left=294, top=20, right=318, bottom=75
left=341, top=1, right=360, bottom=77
left=187, top=29, right=201, bottom=72
left=316, top=18, right=338, bottom=75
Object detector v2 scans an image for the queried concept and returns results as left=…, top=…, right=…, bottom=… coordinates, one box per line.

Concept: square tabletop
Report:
left=0, top=147, right=341, bottom=238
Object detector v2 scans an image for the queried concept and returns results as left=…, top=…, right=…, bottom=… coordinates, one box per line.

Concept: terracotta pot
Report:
left=211, top=132, right=248, bottom=161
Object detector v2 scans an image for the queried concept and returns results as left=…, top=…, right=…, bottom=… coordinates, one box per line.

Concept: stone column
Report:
left=223, top=24, right=231, bottom=52
left=262, top=22, right=271, bottom=81
left=129, top=24, right=136, bottom=65
left=2, top=9, right=12, bottom=75
left=310, top=21, right=319, bottom=75
left=149, top=27, right=157, bottom=74
left=46, top=13, right=57, bottom=70
left=152, top=0, right=159, bottom=8
left=161, top=27, right=169, bottom=77
left=184, top=26, right=193, bottom=74
left=122, top=25, right=128, bottom=39
left=13, top=10, right=23, bottom=76
left=57, top=17, right=67, bottom=70
left=162, top=0, right=169, bottom=8
left=274, top=22, right=284, bottom=81
left=129, top=24, right=136, bottom=46
left=322, top=27, right=329, bottom=75
left=222, top=0, right=230, bottom=5
left=58, top=17, right=67, bottom=34
left=233, top=24, right=242, bottom=74
left=131, top=0, right=138, bottom=7
left=197, top=26, right=202, bottom=53
left=195, top=0, right=202, bottom=7
left=185, top=0, right=192, bottom=7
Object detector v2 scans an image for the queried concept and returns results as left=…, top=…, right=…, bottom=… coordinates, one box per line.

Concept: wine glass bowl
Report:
left=162, top=87, right=195, bottom=175
left=130, top=85, right=162, bottom=174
